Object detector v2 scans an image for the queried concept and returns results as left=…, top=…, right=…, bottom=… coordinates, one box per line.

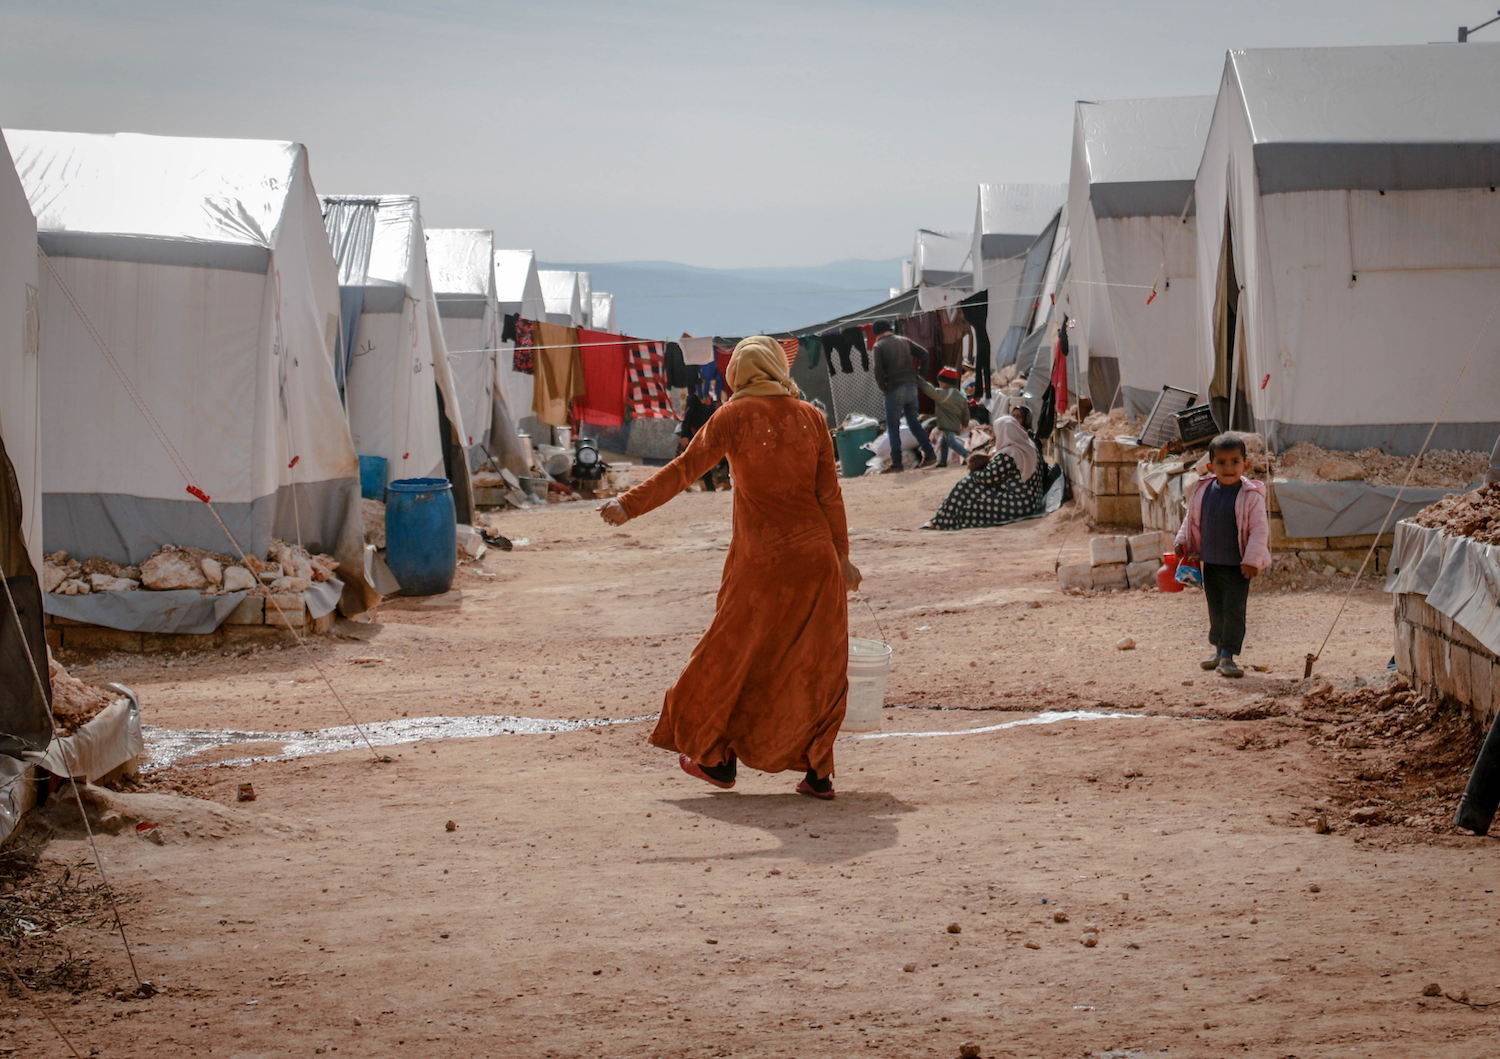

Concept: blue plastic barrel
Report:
left=358, top=455, right=388, bottom=500
left=384, top=478, right=456, bottom=596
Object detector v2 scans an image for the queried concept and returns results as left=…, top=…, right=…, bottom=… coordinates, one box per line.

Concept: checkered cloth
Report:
left=627, top=341, right=678, bottom=419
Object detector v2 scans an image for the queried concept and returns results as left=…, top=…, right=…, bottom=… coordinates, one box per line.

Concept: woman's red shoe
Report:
left=680, top=754, right=735, bottom=789
left=796, top=778, right=835, bottom=800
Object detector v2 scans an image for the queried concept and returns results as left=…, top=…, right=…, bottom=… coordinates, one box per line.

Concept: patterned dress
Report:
left=929, top=450, right=1045, bottom=531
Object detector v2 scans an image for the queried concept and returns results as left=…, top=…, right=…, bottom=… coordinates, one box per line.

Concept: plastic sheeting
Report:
left=0, top=755, right=34, bottom=846
left=44, top=588, right=247, bottom=634
left=591, top=292, right=617, bottom=334
left=1068, top=97, right=1211, bottom=415
left=971, top=184, right=1067, bottom=292
left=1194, top=46, right=1500, bottom=456
left=9, top=130, right=375, bottom=616
left=1275, top=479, right=1460, bottom=539
left=1387, top=522, right=1500, bottom=660
left=912, top=229, right=972, bottom=294
left=36, top=690, right=143, bottom=783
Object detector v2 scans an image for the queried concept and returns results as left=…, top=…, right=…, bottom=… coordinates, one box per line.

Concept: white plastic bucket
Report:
left=843, top=636, right=893, bottom=733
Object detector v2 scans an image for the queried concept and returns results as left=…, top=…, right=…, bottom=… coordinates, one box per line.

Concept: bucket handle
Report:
left=851, top=590, right=888, bottom=645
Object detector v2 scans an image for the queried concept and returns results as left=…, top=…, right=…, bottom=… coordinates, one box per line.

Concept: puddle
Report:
left=853, top=709, right=1163, bottom=740
left=142, top=713, right=654, bottom=771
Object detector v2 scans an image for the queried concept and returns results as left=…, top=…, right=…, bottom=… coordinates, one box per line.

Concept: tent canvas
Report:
left=426, top=228, right=498, bottom=471
left=575, top=271, right=593, bottom=329
left=912, top=229, right=972, bottom=310
left=996, top=207, right=1068, bottom=374
left=1194, top=44, right=1500, bottom=455
left=0, top=128, right=49, bottom=760
left=322, top=195, right=473, bottom=521
left=591, top=292, right=617, bottom=335
left=1068, top=96, right=1212, bottom=415
left=971, top=183, right=1068, bottom=362
left=9, top=129, right=376, bottom=623
left=538, top=270, right=584, bottom=327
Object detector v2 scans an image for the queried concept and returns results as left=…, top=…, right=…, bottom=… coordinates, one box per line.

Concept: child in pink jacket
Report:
left=1174, top=434, right=1272, bottom=678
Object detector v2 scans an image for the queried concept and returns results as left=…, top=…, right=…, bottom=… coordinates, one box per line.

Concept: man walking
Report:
left=871, top=321, right=937, bottom=473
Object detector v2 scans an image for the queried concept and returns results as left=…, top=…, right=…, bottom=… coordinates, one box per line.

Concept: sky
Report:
left=0, top=1, right=1491, bottom=268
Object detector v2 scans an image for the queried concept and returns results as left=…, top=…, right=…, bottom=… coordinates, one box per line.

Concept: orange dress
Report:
left=619, top=396, right=849, bottom=777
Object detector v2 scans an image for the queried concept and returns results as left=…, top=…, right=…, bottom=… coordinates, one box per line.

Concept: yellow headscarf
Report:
left=725, top=335, right=801, bottom=401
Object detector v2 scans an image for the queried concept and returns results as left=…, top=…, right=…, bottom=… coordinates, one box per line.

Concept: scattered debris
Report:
left=445, top=820, right=457, bottom=832
left=1410, top=481, right=1500, bottom=544
left=1115, top=637, right=1136, bottom=651
left=1277, top=441, right=1486, bottom=488
left=946, top=922, right=962, bottom=934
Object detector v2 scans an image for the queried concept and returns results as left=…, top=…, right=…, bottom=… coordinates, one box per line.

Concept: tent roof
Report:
left=538, top=269, right=580, bottom=315
left=425, top=228, right=494, bottom=298
left=1222, top=44, right=1500, bottom=193
left=322, top=195, right=423, bottom=309
left=494, top=249, right=539, bottom=302
left=913, top=228, right=971, bottom=288
left=7, top=129, right=305, bottom=272
left=974, top=184, right=1068, bottom=259
left=1076, top=96, right=1213, bottom=217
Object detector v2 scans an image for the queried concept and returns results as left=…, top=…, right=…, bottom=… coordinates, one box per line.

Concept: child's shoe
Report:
left=1217, top=656, right=1244, bottom=678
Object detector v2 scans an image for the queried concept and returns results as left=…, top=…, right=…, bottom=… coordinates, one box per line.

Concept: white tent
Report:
left=575, top=271, right=593, bottom=329
left=591, top=291, right=617, bottom=334
left=426, top=228, right=497, bottom=471
left=911, top=229, right=972, bottom=310
left=971, top=183, right=1068, bottom=369
left=538, top=269, right=584, bottom=326
left=1068, top=97, right=1213, bottom=416
left=9, top=129, right=375, bottom=623
left=995, top=205, right=1070, bottom=375
left=0, top=130, right=39, bottom=571
left=321, top=195, right=473, bottom=520
left=1195, top=44, right=1500, bottom=455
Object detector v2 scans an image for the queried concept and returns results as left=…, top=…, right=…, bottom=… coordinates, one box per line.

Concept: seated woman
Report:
left=922, top=414, right=1044, bottom=530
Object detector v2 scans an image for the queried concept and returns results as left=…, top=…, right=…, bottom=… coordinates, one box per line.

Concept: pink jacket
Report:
left=1173, top=474, right=1272, bottom=572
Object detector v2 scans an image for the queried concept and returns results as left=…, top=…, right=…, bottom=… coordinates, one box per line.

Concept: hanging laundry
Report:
left=574, top=328, right=628, bottom=427
left=697, top=361, right=720, bottom=400
left=936, top=305, right=973, bottom=371
left=778, top=338, right=800, bottom=367
left=501, top=313, right=519, bottom=344
left=1052, top=319, right=1070, bottom=412
left=714, top=342, right=736, bottom=392
left=899, top=310, right=939, bottom=354
left=512, top=317, right=536, bottom=375
left=858, top=323, right=876, bottom=358
left=628, top=341, right=679, bottom=419
left=961, top=293, right=991, bottom=400
left=664, top=341, right=698, bottom=389
left=679, top=335, right=715, bottom=366
left=842, top=326, right=869, bottom=372
left=797, top=334, right=822, bottom=370
left=822, top=330, right=854, bottom=374
left=531, top=321, right=583, bottom=426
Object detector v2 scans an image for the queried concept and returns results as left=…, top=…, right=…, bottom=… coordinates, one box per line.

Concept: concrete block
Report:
left=1375, top=545, right=1392, bottom=574
left=1126, top=559, right=1160, bottom=589
left=225, top=596, right=265, bottom=625
left=1475, top=655, right=1497, bottom=727
left=50, top=614, right=92, bottom=627
left=224, top=625, right=289, bottom=646
left=472, top=487, right=507, bottom=507
left=1127, top=531, right=1165, bottom=563
left=1269, top=516, right=1328, bottom=551
left=1394, top=619, right=1413, bottom=677
left=45, top=628, right=62, bottom=651
left=1095, top=495, right=1144, bottom=527
left=1092, top=562, right=1129, bottom=591
left=311, top=611, right=335, bottom=634
left=1116, top=469, right=1140, bottom=496
left=1095, top=439, right=1126, bottom=463
left=62, top=628, right=143, bottom=653
left=1090, top=464, right=1116, bottom=496
left=1090, top=535, right=1130, bottom=565
left=264, top=596, right=308, bottom=628
left=1264, top=483, right=1281, bottom=514
left=1329, top=533, right=1393, bottom=551
left=1413, top=629, right=1434, bottom=687
left=1057, top=562, right=1092, bottom=591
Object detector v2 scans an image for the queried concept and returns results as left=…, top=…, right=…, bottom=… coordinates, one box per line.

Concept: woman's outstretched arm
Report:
left=602, top=413, right=731, bottom=525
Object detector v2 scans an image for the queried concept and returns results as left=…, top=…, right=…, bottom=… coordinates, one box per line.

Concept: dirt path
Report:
left=9, top=469, right=1498, bottom=1058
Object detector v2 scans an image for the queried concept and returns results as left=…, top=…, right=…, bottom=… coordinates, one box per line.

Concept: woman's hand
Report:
left=842, top=556, right=862, bottom=593
left=598, top=499, right=630, bottom=527
left=1240, top=563, right=1259, bottom=579
left=966, top=453, right=990, bottom=473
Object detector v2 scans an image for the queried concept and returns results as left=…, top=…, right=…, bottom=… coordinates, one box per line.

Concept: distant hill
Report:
left=539, top=259, right=904, bottom=339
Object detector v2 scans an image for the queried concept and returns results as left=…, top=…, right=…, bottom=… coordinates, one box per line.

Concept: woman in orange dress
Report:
left=599, top=336, right=861, bottom=799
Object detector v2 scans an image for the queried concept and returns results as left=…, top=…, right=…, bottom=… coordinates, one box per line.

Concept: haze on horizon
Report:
left=0, top=1, right=1487, bottom=269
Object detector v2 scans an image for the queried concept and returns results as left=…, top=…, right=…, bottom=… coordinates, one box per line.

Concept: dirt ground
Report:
left=7, top=466, right=1499, bottom=1058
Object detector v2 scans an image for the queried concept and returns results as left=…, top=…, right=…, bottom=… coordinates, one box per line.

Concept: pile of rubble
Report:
left=41, top=539, right=337, bottom=598
left=1275, top=441, right=1488, bottom=488
left=1058, top=531, right=1170, bottom=593
left=1256, top=551, right=1361, bottom=593
left=48, top=657, right=116, bottom=734
left=1081, top=408, right=1146, bottom=440
left=1408, top=481, right=1500, bottom=544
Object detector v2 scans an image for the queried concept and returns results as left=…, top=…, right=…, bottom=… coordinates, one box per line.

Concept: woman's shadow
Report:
left=645, top=790, right=916, bottom=866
